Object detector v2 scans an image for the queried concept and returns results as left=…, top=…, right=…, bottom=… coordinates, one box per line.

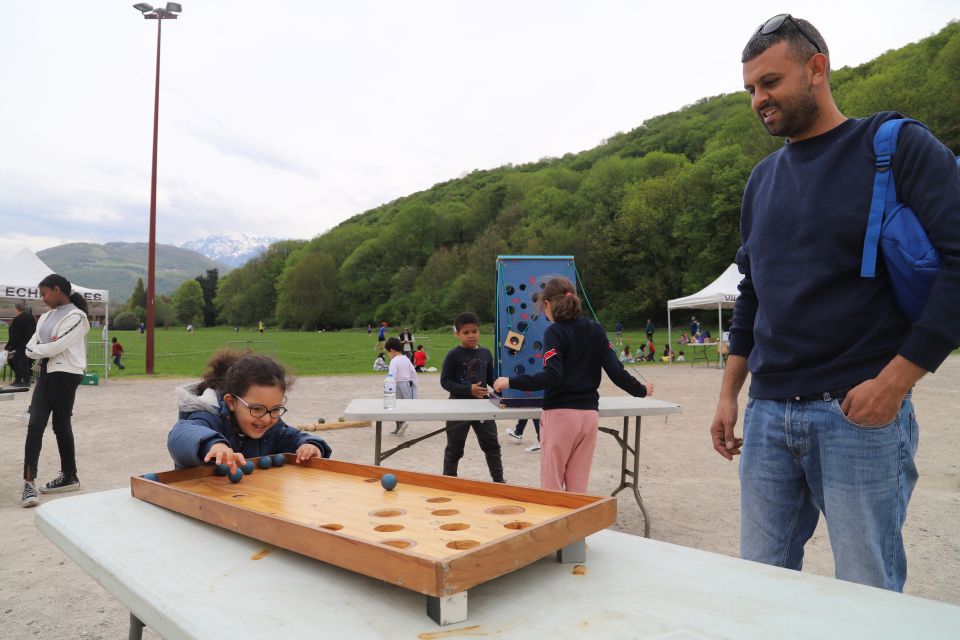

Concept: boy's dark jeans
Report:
left=23, top=371, right=83, bottom=481
left=443, top=420, right=504, bottom=482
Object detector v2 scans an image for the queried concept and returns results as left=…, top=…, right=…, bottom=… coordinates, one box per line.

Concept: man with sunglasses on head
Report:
left=709, top=15, right=960, bottom=591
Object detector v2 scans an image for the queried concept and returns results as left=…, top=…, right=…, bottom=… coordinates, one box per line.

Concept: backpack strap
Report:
left=860, top=117, right=925, bottom=278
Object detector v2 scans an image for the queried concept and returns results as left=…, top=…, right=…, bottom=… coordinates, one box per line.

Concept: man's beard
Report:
left=759, top=83, right=820, bottom=139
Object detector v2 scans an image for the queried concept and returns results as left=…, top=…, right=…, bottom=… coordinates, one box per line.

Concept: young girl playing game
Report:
left=20, top=274, right=90, bottom=507
left=493, top=277, right=653, bottom=492
left=168, top=351, right=331, bottom=472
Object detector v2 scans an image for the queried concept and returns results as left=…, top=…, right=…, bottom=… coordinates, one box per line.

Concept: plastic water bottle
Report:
left=383, top=373, right=397, bottom=409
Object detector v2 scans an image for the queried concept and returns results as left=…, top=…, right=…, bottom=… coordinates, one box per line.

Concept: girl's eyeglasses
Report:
left=757, top=14, right=822, bottom=55
left=233, top=395, right=287, bottom=419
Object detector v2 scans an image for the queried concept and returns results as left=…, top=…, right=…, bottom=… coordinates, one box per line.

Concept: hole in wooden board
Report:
left=426, top=497, right=452, bottom=503
left=485, top=505, right=525, bottom=515
left=370, top=509, right=406, bottom=518
left=431, top=509, right=460, bottom=516
left=232, top=494, right=245, bottom=499
left=446, top=540, right=480, bottom=550
left=439, top=523, right=470, bottom=531
left=319, top=524, right=343, bottom=531
left=364, top=477, right=379, bottom=483
left=503, top=521, right=533, bottom=530
left=374, top=524, right=404, bottom=532
left=382, top=539, right=416, bottom=549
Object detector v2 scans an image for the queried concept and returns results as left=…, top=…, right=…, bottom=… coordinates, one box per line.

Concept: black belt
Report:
left=791, top=387, right=853, bottom=402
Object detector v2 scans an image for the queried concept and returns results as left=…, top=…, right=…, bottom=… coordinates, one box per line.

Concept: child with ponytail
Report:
left=21, top=274, right=91, bottom=507
left=493, top=277, right=653, bottom=492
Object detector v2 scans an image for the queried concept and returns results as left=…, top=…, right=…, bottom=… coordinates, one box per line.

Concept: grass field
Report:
left=0, top=324, right=678, bottom=378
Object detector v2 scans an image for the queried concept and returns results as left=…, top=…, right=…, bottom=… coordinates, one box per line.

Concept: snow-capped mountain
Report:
left=181, top=234, right=278, bottom=268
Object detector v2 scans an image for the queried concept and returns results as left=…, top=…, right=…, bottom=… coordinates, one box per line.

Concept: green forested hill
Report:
left=217, top=22, right=960, bottom=330
left=39, top=242, right=230, bottom=302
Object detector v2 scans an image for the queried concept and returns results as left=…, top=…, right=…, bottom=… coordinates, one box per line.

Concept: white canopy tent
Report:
left=667, top=263, right=741, bottom=365
left=1, top=247, right=110, bottom=380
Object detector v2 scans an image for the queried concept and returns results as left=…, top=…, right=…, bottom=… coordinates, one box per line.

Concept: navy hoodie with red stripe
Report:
left=508, top=316, right=647, bottom=410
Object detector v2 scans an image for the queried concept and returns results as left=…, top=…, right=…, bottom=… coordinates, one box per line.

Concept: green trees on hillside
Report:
left=212, top=23, right=960, bottom=330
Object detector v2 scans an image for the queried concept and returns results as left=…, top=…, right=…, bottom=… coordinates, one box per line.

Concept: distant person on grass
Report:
left=168, top=351, right=331, bottom=472
left=440, top=312, right=504, bottom=483
left=375, top=322, right=387, bottom=350
left=413, top=345, right=428, bottom=372
left=384, top=337, right=418, bottom=436
left=710, top=14, right=960, bottom=592
left=21, top=274, right=90, bottom=508
left=373, top=352, right=388, bottom=371
left=111, top=337, right=125, bottom=370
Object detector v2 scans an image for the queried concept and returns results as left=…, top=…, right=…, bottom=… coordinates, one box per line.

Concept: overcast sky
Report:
left=1, top=1, right=956, bottom=256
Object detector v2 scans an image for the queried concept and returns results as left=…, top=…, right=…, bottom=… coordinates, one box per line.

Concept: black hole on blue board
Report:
left=514, top=365, right=525, bottom=375
left=507, top=306, right=515, bottom=314
left=531, top=293, right=540, bottom=303
left=519, top=284, right=527, bottom=291
left=517, top=322, right=528, bottom=332
left=520, top=303, right=527, bottom=309
left=533, top=341, right=542, bottom=351
left=508, top=349, right=518, bottom=356
left=532, top=314, right=539, bottom=322
left=505, top=285, right=515, bottom=295
left=528, top=358, right=535, bottom=365
left=540, top=282, right=546, bottom=288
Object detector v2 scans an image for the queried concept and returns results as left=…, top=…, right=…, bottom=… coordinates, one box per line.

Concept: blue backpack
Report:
left=860, top=118, right=960, bottom=323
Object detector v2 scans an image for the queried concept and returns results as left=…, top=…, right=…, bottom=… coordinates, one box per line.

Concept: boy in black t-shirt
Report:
left=439, top=312, right=504, bottom=483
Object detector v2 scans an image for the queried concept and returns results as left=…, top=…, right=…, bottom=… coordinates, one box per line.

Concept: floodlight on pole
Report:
left=132, top=2, right=181, bottom=374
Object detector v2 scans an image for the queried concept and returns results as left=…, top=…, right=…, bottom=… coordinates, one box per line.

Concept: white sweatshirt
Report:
left=25, top=307, right=90, bottom=375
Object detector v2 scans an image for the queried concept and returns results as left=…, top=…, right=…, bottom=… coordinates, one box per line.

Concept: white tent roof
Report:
left=1, top=247, right=108, bottom=303
left=667, top=263, right=741, bottom=310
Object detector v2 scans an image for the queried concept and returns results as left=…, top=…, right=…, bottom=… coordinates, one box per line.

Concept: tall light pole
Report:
left=133, top=2, right=181, bottom=374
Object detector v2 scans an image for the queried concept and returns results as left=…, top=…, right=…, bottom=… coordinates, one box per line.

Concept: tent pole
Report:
left=667, top=310, right=672, bottom=365
left=718, top=302, right=723, bottom=369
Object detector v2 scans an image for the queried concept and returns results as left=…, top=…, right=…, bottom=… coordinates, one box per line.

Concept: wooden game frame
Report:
left=131, top=457, right=615, bottom=601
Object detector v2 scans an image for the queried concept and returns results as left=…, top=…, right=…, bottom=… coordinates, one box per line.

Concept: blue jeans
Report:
left=739, top=394, right=919, bottom=591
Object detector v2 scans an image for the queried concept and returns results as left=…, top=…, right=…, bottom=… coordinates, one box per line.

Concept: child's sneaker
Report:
left=524, top=443, right=541, bottom=453
left=505, top=428, right=522, bottom=442
left=396, top=422, right=408, bottom=436
left=21, top=480, right=39, bottom=507
left=40, top=472, right=80, bottom=493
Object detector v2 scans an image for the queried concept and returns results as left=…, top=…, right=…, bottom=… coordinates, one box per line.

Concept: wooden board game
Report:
left=131, top=457, right=615, bottom=600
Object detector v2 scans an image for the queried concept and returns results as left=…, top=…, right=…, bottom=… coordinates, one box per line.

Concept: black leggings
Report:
left=23, top=371, right=83, bottom=481
left=443, top=420, right=504, bottom=482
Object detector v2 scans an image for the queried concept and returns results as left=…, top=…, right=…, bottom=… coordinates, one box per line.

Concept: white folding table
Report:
left=344, top=397, right=681, bottom=536
left=36, top=489, right=960, bottom=640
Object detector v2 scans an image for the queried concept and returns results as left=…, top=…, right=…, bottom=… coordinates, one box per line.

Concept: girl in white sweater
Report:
left=21, top=274, right=90, bottom=507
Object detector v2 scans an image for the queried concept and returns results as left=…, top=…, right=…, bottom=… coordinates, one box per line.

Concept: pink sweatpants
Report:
left=540, top=408, right=599, bottom=492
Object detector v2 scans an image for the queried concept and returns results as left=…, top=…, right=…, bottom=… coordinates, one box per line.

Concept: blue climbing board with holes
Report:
left=492, top=255, right=577, bottom=407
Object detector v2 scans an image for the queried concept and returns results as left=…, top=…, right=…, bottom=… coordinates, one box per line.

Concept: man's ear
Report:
left=809, top=52, right=829, bottom=85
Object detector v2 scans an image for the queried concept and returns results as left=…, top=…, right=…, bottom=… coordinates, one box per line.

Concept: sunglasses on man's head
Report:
left=757, top=13, right=822, bottom=55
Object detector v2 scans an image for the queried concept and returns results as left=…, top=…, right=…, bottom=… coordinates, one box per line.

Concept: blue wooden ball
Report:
left=228, top=469, right=244, bottom=483
left=258, top=456, right=273, bottom=470
left=381, top=473, right=398, bottom=491
left=214, top=464, right=229, bottom=476
left=143, top=472, right=159, bottom=482
left=271, top=453, right=285, bottom=467
left=241, top=460, right=255, bottom=475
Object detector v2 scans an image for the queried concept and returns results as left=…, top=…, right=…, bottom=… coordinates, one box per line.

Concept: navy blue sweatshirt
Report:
left=730, top=112, right=960, bottom=399
left=508, top=316, right=647, bottom=410
left=441, top=345, right=495, bottom=399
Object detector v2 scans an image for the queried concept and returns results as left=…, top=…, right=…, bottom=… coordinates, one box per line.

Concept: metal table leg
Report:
left=374, top=420, right=382, bottom=465
left=599, top=416, right=650, bottom=537
left=128, top=612, right=145, bottom=640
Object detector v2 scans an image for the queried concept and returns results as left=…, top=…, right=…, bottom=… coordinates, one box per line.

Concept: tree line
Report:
left=117, top=23, right=960, bottom=330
